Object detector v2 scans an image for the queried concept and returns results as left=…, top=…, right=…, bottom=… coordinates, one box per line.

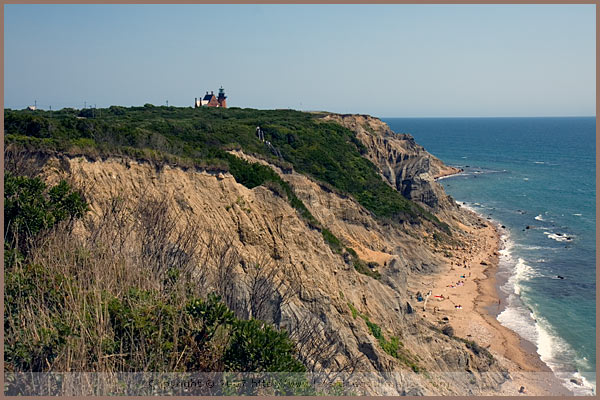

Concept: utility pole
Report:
left=166, top=100, right=168, bottom=107
left=34, top=100, right=37, bottom=108
left=84, top=101, right=87, bottom=109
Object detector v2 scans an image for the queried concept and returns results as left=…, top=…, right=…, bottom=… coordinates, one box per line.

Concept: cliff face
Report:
left=24, top=111, right=508, bottom=395
left=321, top=114, right=460, bottom=211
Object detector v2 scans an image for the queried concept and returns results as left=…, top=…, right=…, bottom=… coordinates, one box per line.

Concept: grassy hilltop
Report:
left=5, top=105, right=440, bottom=226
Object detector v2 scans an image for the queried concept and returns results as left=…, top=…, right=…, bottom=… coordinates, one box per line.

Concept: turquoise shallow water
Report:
left=383, top=117, right=596, bottom=395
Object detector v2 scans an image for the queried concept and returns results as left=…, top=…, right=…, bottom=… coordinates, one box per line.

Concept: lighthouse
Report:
left=217, top=87, right=227, bottom=108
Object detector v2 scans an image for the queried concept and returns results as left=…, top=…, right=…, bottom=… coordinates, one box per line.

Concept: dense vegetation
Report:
left=4, top=105, right=441, bottom=228
left=4, top=173, right=88, bottom=254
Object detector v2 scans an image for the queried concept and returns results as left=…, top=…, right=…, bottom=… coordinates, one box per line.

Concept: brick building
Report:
left=195, top=87, right=227, bottom=108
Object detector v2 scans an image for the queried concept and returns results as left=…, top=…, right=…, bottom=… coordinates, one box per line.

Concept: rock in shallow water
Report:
left=570, top=377, right=584, bottom=386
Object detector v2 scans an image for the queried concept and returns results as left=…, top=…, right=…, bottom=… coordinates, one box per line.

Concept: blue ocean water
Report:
left=383, top=117, right=596, bottom=395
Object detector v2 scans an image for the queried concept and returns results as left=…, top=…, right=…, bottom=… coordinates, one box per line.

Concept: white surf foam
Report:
left=498, top=273, right=596, bottom=395
left=543, top=231, right=573, bottom=242
left=495, top=235, right=595, bottom=395
left=515, top=258, right=540, bottom=279
left=435, top=172, right=469, bottom=181
left=500, top=257, right=540, bottom=295
left=497, top=301, right=538, bottom=341
left=534, top=315, right=596, bottom=396
left=453, top=200, right=595, bottom=395
left=531, top=225, right=553, bottom=230
left=513, top=244, right=555, bottom=252
left=566, top=372, right=596, bottom=396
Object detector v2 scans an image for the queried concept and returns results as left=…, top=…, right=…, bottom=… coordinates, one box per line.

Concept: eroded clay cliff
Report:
left=321, top=114, right=460, bottom=211
left=21, top=114, right=507, bottom=395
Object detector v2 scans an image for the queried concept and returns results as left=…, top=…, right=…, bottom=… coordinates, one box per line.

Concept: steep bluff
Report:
left=321, top=114, right=460, bottom=211
left=17, top=109, right=509, bottom=395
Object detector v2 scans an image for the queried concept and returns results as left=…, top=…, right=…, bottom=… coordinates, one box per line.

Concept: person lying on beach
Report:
left=454, top=305, right=462, bottom=309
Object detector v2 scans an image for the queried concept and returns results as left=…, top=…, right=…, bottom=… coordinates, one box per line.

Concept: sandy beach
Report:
left=408, top=208, right=573, bottom=396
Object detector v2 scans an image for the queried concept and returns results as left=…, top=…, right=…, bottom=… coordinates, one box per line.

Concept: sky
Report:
left=4, top=4, right=596, bottom=117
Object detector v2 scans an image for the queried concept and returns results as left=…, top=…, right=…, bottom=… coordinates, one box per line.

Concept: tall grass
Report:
left=4, top=187, right=303, bottom=375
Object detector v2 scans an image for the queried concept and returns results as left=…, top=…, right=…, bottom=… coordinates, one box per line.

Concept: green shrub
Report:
left=353, top=259, right=381, bottom=280
left=321, top=228, right=343, bottom=254
left=185, top=293, right=235, bottom=343
left=365, top=320, right=382, bottom=340
left=347, top=302, right=359, bottom=319
left=224, top=319, right=305, bottom=373
left=345, top=247, right=358, bottom=258
left=380, top=336, right=400, bottom=358
left=4, top=173, right=88, bottom=253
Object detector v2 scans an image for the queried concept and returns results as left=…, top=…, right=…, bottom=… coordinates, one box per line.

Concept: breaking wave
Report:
left=544, top=231, right=573, bottom=242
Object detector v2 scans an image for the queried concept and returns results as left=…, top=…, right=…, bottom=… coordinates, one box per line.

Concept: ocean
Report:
left=382, top=117, right=596, bottom=395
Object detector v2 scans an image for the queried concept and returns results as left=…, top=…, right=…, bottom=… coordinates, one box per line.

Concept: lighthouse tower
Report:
left=217, top=87, right=227, bottom=108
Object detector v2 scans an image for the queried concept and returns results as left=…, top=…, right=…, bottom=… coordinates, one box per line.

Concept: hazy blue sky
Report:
left=4, top=4, right=596, bottom=117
